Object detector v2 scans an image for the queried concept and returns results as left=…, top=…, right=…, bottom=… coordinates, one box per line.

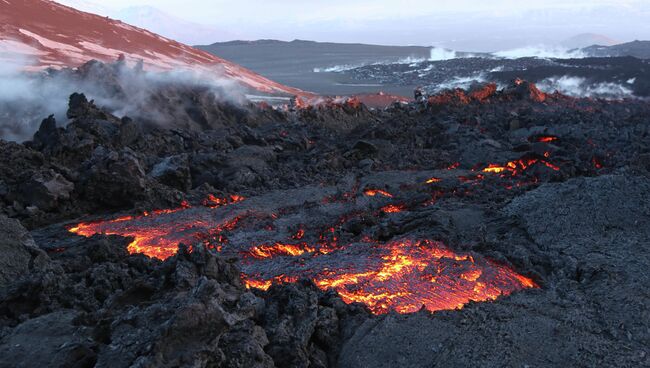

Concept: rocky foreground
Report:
left=1, top=62, right=649, bottom=367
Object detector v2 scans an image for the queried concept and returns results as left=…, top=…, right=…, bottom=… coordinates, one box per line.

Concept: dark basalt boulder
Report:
left=150, top=154, right=192, bottom=192
left=0, top=215, right=49, bottom=288
left=77, top=146, right=147, bottom=208
left=19, top=170, right=74, bottom=211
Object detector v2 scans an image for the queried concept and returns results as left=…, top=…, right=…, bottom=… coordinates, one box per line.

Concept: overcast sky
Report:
left=59, top=0, right=650, bottom=50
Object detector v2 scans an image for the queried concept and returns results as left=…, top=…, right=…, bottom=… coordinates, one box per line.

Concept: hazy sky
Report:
left=60, top=0, right=650, bottom=50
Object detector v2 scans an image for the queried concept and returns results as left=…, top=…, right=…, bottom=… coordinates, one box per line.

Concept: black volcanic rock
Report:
left=0, top=215, right=49, bottom=288
left=77, top=146, right=147, bottom=208
left=150, top=154, right=192, bottom=191
left=67, top=93, right=108, bottom=120
left=19, top=170, right=74, bottom=211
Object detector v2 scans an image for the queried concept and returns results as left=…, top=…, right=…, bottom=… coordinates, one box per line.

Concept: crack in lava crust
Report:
left=68, top=193, right=536, bottom=314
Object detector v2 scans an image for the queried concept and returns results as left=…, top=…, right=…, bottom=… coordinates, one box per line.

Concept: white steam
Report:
left=0, top=56, right=248, bottom=142
left=430, top=73, right=488, bottom=92
left=313, top=55, right=428, bottom=73
left=429, top=47, right=459, bottom=61
left=537, top=76, right=634, bottom=99
left=492, top=45, right=587, bottom=59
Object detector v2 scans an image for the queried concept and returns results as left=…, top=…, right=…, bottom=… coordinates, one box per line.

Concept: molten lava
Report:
left=248, top=239, right=536, bottom=314
left=247, top=242, right=315, bottom=259
left=381, top=204, right=406, bottom=213
left=481, top=157, right=560, bottom=176
left=203, top=194, right=245, bottom=208
left=69, top=195, right=245, bottom=259
left=530, top=136, right=559, bottom=143
left=364, top=189, right=394, bottom=198
left=69, top=187, right=537, bottom=315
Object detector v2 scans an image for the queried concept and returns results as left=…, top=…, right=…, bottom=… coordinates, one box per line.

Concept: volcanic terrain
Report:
left=0, top=58, right=649, bottom=367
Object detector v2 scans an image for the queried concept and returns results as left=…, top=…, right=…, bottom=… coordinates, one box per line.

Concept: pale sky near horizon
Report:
left=59, top=0, right=650, bottom=50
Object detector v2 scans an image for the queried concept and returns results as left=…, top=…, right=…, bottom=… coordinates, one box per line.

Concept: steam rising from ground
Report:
left=313, top=47, right=466, bottom=73
left=429, top=47, right=460, bottom=61
left=492, top=46, right=587, bottom=59
left=430, top=74, right=489, bottom=92
left=0, top=57, right=247, bottom=142
left=537, top=76, right=634, bottom=99
left=313, top=56, right=428, bottom=73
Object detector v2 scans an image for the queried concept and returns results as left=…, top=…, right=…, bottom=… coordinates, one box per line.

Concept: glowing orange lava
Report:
left=69, top=190, right=537, bottom=315
left=381, top=204, right=406, bottom=213
left=248, top=242, right=315, bottom=259
left=203, top=194, right=245, bottom=208
left=69, top=195, right=245, bottom=259
left=482, top=158, right=560, bottom=176
left=247, top=240, right=536, bottom=314
left=535, top=136, right=558, bottom=143
left=364, top=189, right=394, bottom=198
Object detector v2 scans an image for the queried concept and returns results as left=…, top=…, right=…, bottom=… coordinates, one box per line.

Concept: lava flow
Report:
left=69, top=193, right=537, bottom=314
left=481, top=157, right=560, bottom=176
left=69, top=195, right=244, bottom=259
left=244, top=239, right=536, bottom=314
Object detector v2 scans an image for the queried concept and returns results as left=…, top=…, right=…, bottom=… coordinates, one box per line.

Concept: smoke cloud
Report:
left=536, top=76, right=634, bottom=99
left=0, top=55, right=249, bottom=142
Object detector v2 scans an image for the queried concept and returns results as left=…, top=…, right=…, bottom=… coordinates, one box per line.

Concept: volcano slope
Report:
left=0, top=63, right=649, bottom=367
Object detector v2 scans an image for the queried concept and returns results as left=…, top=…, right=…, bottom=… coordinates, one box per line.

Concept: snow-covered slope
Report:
left=0, top=0, right=306, bottom=96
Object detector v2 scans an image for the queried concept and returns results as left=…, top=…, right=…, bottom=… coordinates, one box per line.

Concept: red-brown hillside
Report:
left=0, top=0, right=307, bottom=96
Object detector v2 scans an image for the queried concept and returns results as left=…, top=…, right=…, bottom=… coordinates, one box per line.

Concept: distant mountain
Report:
left=113, top=6, right=237, bottom=45
left=560, top=33, right=620, bottom=49
left=583, top=40, right=650, bottom=59
left=0, top=0, right=305, bottom=96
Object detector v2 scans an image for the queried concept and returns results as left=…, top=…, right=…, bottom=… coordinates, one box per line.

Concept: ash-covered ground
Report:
left=1, top=61, right=649, bottom=367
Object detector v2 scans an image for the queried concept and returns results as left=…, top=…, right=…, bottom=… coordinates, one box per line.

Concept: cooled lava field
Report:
left=1, top=61, right=649, bottom=367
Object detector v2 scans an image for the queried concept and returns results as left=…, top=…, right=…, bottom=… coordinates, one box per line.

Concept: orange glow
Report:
left=241, top=239, right=537, bottom=315
left=307, top=240, right=536, bottom=314
left=425, top=177, right=442, bottom=184
left=242, top=274, right=298, bottom=291
left=248, top=242, right=315, bottom=259
left=203, top=194, right=245, bottom=208
left=381, top=204, right=406, bottom=213
left=69, top=195, right=244, bottom=259
left=69, top=194, right=537, bottom=315
left=243, top=278, right=273, bottom=291
left=482, top=164, right=507, bottom=174
left=482, top=158, right=560, bottom=176
left=536, top=136, right=558, bottom=143
left=292, top=229, right=305, bottom=240
left=364, top=189, right=394, bottom=198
